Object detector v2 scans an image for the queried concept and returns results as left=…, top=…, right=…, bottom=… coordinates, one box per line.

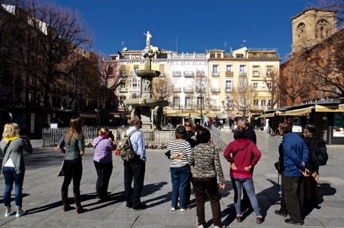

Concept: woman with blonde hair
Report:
left=1, top=122, right=32, bottom=218
left=92, top=127, right=116, bottom=202
left=57, top=116, right=87, bottom=214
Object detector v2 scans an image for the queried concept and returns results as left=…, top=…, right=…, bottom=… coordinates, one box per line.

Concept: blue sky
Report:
left=45, top=0, right=318, bottom=62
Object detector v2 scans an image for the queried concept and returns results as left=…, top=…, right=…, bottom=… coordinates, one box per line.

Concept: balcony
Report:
left=183, top=87, right=194, bottom=93
left=225, top=88, right=232, bottom=92
left=211, top=87, right=220, bottom=93
left=252, top=72, right=260, bottom=77
left=225, top=71, right=233, bottom=77
left=210, top=105, right=220, bottom=111
left=184, top=105, right=192, bottom=109
left=173, top=71, right=181, bottom=77
left=184, top=71, right=194, bottom=77
left=239, top=71, right=247, bottom=77
left=212, top=72, right=220, bottom=77
left=173, top=87, right=182, bottom=93
left=196, top=71, right=205, bottom=77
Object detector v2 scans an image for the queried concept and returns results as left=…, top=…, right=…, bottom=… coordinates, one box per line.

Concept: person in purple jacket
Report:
left=92, top=127, right=116, bottom=202
left=223, top=126, right=263, bottom=224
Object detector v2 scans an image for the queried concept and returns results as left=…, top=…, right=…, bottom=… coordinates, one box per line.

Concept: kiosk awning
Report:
left=315, top=104, right=342, bottom=112
left=281, top=107, right=313, bottom=116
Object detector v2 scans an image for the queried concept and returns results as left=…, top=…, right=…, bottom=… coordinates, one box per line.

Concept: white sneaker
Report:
left=16, top=210, right=26, bottom=218
left=197, top=224, right=204, bottom=228
left=180, top=208, right=186, bottom=212
left=5, top=210, right=15, bottom=217
left=170, top=207, right=176, bottom=211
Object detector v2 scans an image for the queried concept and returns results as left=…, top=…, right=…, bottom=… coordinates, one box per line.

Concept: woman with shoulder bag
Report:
left=57, top=116, right=87, bottom=214
left=1, top=122, right=32, bottom=218
left=92, top=127, right=116, bottom=202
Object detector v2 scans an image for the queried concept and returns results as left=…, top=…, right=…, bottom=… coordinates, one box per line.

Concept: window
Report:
left=236, top=54, right=244, bottom=58
left=266, top=66, right=272, bottom=75
left=267, top=83, right=272, bottom=90
left=132, top=77, right=139, bottom=88
left=185, top=97, right=191, bottom=109
left=212, top=79, right=219, bottom=90
left=133, top=65, right=139, bottom=73
left=261, top=100, right=266, bottom=106
left=267, top=100, right=272, bottom=106
left=132, top=93, right=137, bottom=98
left=226, top=65, right=232, bottom=72
left=253, top=83, right=258, bottom=90
left=173, top=97, right=180, bottom=108
left=225, top=80, right=232, bottom=91
left=210, top=53, right=215, bottom=58
left=253, top=66, right=259, bottom=76
left=212, top=65, right=218, bottom=74
left=254, top=100, right=258, bottom=106
left=239, top=65, right=246, bottom=73
left=239, top=78, right=247, bottom=91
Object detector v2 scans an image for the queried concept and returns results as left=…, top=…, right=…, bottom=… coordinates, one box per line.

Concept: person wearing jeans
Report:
left=165, top=126, right=192, bottom=211
left=1, top=122, right=32, bottom=218
left=223, top=126, right=263, bottom=224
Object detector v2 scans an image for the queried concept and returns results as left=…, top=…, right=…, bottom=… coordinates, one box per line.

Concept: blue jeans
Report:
left=3, top=167, right=25, bottom=209
left=231, top=177, right=261, bottom=216
left=170, top=165, right=190, bottom=209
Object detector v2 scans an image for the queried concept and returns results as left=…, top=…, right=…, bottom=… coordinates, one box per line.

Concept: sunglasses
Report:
left=185, top=124, right=191, bottom=127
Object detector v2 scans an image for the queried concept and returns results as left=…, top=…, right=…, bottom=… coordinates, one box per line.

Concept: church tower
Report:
left=291, top=8, right=337, bottom=53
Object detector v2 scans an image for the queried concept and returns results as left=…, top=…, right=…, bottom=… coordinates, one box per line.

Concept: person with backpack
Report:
left=123, top=116, right=147, bottom=210
left=303, top=124, right=328, bottom=209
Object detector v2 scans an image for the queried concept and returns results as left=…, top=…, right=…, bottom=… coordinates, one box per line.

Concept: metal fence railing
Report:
left=42, top=127, right=223, bottom=149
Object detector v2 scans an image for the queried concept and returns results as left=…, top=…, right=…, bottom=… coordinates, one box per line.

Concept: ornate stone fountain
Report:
left=124, top=31, right=168, bottom=129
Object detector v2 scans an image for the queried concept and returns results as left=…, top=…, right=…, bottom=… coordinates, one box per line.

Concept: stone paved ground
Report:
left=0, top=129, right=343, bottom=227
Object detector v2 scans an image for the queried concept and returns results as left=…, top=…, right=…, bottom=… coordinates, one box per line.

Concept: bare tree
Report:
left=231, top=77, right=257, bottom=117
left=263, top=69, right=280, bottom=109
left=316, top=0, right=344, bottom=28
left=13, top=0, right=92, bottom=107
left=152, top=75, right=171, bottom=100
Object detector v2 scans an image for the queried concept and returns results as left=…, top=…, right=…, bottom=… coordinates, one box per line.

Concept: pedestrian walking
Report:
left=1, top=123, right=32, bottom=218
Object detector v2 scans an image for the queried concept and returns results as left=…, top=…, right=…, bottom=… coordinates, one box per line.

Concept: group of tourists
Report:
left=0, top=115, right=325, bottom=228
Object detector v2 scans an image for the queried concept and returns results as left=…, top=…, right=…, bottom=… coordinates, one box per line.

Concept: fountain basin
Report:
left=124, top=98, right=168, bottom=108
left=137, top=70, right=160, bottom=78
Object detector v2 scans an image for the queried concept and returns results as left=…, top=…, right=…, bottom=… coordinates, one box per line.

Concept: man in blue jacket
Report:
left=278, top=123, right=309, bottom=225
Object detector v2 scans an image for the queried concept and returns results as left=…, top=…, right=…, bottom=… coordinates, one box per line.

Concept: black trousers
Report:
left=284, top=176, right=304, bottom=222
left=193, top=177, right=222, bottom=227
left=124, top=156, right=146, bottom=207
left=94, top=161, right=113, bottom=199
left=61, top=157, right=82, bottom=194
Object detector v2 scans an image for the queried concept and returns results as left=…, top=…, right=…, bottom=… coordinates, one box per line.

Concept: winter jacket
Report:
left=282, top=132, right=308, bottom=177
left=223, top=139, right=261, bottom=178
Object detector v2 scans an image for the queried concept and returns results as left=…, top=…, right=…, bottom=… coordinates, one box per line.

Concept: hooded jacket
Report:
left=223, top=139, right=261, bottom=178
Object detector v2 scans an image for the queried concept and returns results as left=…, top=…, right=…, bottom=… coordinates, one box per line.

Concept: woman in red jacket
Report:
left=223, top=126, right=263, bottom=224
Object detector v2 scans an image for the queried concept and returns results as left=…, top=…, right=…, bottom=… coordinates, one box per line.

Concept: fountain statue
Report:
left=124, top=31, right=168, bottom=130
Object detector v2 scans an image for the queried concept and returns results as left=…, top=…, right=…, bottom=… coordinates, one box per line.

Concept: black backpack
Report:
left=310, top=137, right=328, bottom=166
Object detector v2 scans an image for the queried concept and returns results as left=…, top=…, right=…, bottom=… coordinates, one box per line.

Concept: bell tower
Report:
left=291, top=8, right=337, bottom=53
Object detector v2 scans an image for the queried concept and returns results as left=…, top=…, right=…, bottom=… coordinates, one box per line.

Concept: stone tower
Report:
left=291, top=8, right=337, bottom=53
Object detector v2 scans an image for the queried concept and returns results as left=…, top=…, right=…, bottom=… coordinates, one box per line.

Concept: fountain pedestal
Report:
left=124, top=40, right=168, bottom=130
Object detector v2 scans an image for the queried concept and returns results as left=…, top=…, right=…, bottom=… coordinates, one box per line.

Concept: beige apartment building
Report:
left=109, top=46, right=280, bottom=126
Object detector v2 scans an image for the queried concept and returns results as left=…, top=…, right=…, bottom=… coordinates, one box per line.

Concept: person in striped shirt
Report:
left=165, top=126, right=192, bottom=211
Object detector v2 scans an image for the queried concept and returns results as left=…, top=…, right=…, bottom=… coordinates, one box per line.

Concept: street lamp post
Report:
left=226, top=97, right=232, bottom=128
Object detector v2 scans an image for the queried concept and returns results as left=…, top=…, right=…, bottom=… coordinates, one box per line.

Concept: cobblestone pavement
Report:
left=0, top=129, right=343, bottom=227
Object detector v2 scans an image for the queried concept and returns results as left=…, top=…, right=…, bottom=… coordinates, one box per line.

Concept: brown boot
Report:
left=73, top=193, right=87, bottom=214
left=61, top=191, right=75, bottom=211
